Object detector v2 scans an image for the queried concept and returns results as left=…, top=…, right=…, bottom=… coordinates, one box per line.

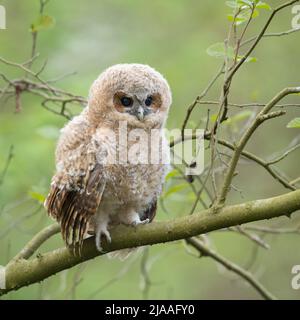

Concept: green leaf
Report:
left=207, top=42, right=225, bottom=58
left=226, top=0, right=257, bottom=9
left=227, top=14, right=248, bottom=25
left=206, top=42, right=256, bottom=62
left=210, top=110, right=253, bottom=126
left=226, top=1, right=239, bottom=9
left=227, top=3, right=260, bottom=26
left=287, top=118, right=300, bottom=128
left=210, top=113, right=218, bottom=123
left=256, top=2, right=271, bottom=10
left=162, top=183, right=189, bottom=199
left=207, top=42, right=235, bottom=59
left=251, top=8, right=260, bottom=18
left=29, top=191, right=46, bottom=204
left=165, top=169, right=180, bottom=181
left=187, top=192, right=197, bottom=201
left=225, top=110, right=254, bottom=124
left=30, top=15, right=55, bottom=32
left=236, top=55, right=257, bottom=62
left=238, top=0, right=254, bottom=7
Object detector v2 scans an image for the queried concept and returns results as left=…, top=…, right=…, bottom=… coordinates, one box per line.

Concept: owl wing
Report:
left=45, top=142, right=106, bottom=252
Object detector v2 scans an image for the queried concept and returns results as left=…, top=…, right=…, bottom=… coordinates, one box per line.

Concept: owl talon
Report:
left=95, top=226, right=111, bottom=252
left=132, top=218, right=150, bottom=227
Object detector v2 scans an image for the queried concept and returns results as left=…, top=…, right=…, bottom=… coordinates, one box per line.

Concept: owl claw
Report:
left=132, top=218, right=150, bottom=227
left=95, top=226, right=111, bottom=252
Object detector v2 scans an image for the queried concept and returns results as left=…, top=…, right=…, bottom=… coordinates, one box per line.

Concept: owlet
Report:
left=45, top=64, right=172, bottom=253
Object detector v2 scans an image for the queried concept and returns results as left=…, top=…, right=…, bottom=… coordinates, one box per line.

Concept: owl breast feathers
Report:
left=44, top=64, right=172, bottom=253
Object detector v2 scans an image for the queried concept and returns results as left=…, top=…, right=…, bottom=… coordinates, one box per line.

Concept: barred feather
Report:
left=45, top=162, right=105, bottom=254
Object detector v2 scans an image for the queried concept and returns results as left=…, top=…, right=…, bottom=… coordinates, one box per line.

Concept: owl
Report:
left=45, top=64, right=172, bottom=254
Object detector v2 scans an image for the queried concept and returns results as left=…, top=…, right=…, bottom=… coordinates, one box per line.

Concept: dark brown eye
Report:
left=120, top=97, right=133, bottom=107
left=145, top=96, right=153, bottom=106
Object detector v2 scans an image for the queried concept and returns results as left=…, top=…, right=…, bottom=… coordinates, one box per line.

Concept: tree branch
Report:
left=0, top=145, right=14, bottom=186
left=10, top=224, right=60, bottom=262
left=1, top=189, right=300, bottom=296
left=226, top=0, right=300, bottom=84
left=170, top=133, right=295, bottom=191
left=241, top=28, right=300, bottom=47
left=186, top=237, right=276, bottom=300
left=217, top=87, right=300, bottom=204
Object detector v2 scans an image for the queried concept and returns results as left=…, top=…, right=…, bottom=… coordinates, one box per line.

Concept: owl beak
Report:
left=135, top=105, right=144, bottom=121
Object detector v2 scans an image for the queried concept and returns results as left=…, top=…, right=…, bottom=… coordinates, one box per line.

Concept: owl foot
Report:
left=132, top=218, right=150, bottom=227
left=117, top=210, right=150, bottom=227
left=95, top=225, right=111, bottom=252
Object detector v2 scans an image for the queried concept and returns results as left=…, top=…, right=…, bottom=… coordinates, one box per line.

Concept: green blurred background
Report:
left=0, top=0, right=299, bottom=299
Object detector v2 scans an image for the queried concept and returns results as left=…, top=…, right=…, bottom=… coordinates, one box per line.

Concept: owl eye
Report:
left=145, top=96, right=153, bottom=107
left=120, top=96, right=133, bottom=107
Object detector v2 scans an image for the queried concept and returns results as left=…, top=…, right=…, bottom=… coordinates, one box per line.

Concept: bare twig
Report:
left=186, top=237, right=276, bottom=300
left=170, top=133, right=295, bottom=190
left=0, top=145, right=14, bottom=186
left=290, top=176, right=300, bottom=185
left=66, top=264, right=86, bottom=300
left=267, top=144, right=300, bottom=165
left=181, top=63, right=224, bottom=139
left=227, top=1, right=300, bottom=85
left=0, top=206, right=42, bottom=240
left=244, top=224, right=300, bottom=234
left=241, top=28, right=300, bottom=47
left=87, top=255, right=139, bottom=299
left=10, top=223, right=60, bottom=262
left=26, top=0, right=50, bottom=71
left=217, top=87, right=300, bottom=204
left=211, top=0, right=299, bottom=135
left=230, top=226, right=270, bottom=249
left=140, top=247, right=152, bottom=299
left=197, top=100, right=300, bottom=108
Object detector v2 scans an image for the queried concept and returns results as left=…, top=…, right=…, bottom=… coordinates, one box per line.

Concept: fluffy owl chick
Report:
left=45, top=64, right=172, bottom=253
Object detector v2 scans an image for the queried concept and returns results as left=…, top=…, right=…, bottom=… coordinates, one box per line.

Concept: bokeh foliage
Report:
left=0, top=0, right=299, bottom=299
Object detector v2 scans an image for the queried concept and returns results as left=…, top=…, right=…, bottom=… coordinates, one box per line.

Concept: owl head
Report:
left=87, top=64, right=172, bottom=129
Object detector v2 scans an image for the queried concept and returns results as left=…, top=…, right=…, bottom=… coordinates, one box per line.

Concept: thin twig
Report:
left=244, top=224, right=300, bottom=234
left=241, top=28, right=300, bottom=47
left=267, top=144, right=300, bottom=165
left=170, top=133, right=295, bottom=191
left=217, top=87, right=300, bottom=204
left=186, top=237, right=276, bottom=300
left=10, top=223, right=60, bottom=262
left=0, top=145, right=14, bottom=186
left=181, top=63, right=224, bottom=139
left=197, top=100, right=300, bottom=108
left=230, top=226, right=270, bottom=249
left=140, top=247, right=152, bottom=300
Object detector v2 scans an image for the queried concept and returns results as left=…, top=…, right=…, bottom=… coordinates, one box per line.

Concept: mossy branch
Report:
left=1, top=189, right=300, bottom=296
